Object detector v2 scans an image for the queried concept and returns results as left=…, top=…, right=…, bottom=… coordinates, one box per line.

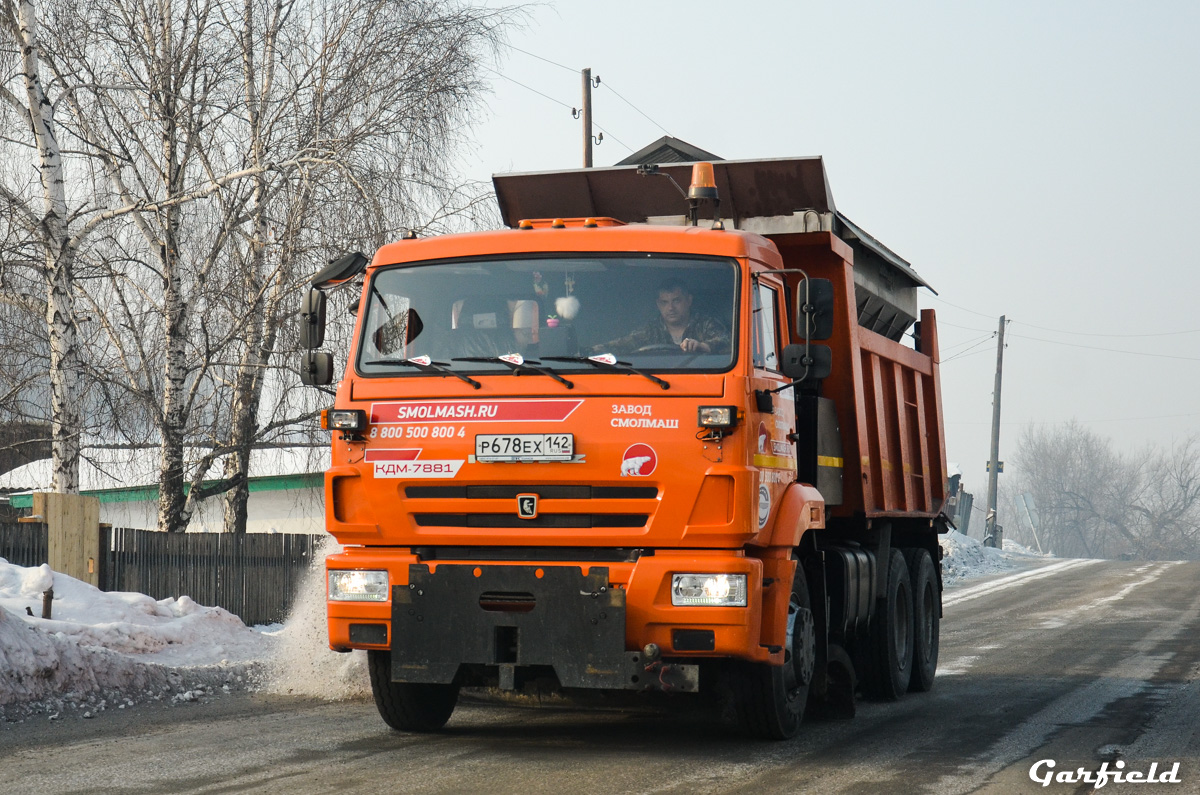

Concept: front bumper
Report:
left=327, top=549, right=772, bottom=689
left=392, top=563, right=685, bottom=690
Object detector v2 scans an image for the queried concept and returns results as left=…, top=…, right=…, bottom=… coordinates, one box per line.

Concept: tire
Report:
left=903, top=547, right=940, bottom=693
left=733, top=563, right=817, bottom=739
left=367, top=650, right=459, bottom=732
left=864, top=548, right=914, bottom=700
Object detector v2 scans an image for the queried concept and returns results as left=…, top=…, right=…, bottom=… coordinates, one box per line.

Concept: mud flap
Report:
left=392, top=564, right=646, bottom=689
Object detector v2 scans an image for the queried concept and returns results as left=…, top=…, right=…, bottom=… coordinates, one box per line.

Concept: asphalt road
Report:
left=3, top=558, right=1199, bottom=794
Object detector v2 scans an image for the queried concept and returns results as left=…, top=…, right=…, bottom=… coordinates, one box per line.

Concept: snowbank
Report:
left=0, top=557, right=275, bottom=722
left=939, top=530, right=1047, bottom=584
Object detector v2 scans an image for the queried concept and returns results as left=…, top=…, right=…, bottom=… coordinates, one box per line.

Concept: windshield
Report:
left=356, top=255, right=739, bottom=375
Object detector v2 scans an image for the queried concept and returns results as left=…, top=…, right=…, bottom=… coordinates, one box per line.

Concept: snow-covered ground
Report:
left=0, top=559, right=282, bottom=723
left=0, top=532, right=1037, bottom=723
left=940, top=530, right=1047, bottom=584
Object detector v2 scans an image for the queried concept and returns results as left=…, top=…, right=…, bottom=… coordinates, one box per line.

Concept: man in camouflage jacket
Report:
left=599, top=279, right=729, bottom=355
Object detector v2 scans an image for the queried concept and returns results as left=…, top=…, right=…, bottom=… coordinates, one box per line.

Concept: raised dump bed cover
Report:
left=493, top=158, right=935, bottom=342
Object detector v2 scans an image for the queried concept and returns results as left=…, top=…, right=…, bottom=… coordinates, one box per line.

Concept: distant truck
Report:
left=299, top=156, right=949, bottom=739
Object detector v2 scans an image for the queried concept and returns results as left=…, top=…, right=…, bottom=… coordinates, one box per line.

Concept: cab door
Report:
left=749, top=274, right=796, bottom=534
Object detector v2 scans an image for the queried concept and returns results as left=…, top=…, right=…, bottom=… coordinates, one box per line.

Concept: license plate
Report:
left=475, top=433, right=574, bottom=462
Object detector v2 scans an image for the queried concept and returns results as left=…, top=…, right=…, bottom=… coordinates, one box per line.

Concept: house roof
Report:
left=614, top=135, right=723, bottom=166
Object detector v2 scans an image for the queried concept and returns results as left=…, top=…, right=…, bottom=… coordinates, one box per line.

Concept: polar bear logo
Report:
left=621, top=456, right=652, bottom=476
left=620, top=444, right=657, bottom=476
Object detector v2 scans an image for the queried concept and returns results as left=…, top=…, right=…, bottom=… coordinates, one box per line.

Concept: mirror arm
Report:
left=765, top=370, right=809, bottom=396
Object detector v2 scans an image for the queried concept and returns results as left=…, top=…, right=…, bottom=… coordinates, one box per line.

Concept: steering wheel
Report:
left=635, top=343, right=686, bottom=354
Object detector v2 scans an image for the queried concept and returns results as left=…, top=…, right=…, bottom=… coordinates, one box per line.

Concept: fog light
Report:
left=698, top=405, right=739, bottom=429
left=321, top=409, right=366, bottom=431
left=328, top=570, right=388, bottom=601
left=671, top=573, right=748, bottom=606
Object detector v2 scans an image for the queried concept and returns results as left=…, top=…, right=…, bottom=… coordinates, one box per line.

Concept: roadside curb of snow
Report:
left=939, top=531, right=1020, bottom=585
left=0, top=653, right=262, bottom=724
left=0, top=608, right=264, bottom=722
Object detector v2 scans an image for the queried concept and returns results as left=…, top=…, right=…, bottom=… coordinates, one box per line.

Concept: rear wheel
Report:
left=733, top=563, right=816, bottom=739
left=367, top=650, right=459, bottom=732
left=904, top=547, right=940, bottom=692
left=864, top=548, right=913, bottom=700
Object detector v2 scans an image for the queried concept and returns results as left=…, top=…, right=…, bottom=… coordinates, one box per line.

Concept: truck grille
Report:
left=413, top=513, right=649, bottom=529
left=410, top=547, right=649, bottom=562
left=405, top=485, right=658, bottom=500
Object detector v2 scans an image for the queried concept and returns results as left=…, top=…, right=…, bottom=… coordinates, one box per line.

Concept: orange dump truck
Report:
left=298, top=157, right=949, bottom=739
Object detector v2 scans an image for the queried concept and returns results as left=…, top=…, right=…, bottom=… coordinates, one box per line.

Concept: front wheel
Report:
left=733, top=563, right=816, bottom=739
left=367, top=650, right=459, bottom=732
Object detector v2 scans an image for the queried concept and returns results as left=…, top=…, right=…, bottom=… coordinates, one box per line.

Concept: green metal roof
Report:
left=7, top=472, right=322, bottom=509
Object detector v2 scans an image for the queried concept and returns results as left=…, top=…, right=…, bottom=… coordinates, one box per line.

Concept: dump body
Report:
left=768, top=231, right=948, bottom=522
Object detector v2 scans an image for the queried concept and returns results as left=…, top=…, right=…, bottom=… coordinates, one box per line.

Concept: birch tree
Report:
left=3, top=0, right=512, bottom=529
left=210, top=0, right=509, bottom=532
left=0, top=0, right=86, bottom=492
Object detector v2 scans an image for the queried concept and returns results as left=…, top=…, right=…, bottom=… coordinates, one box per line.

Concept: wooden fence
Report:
left=0, top=521, right=49, bottom=568
left=1, top=522, right=324, bottom=627
left=101, top=527, right=324, bottom=626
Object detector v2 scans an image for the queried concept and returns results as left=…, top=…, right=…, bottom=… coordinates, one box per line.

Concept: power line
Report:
left=503, top=45, right=668, bottom=146
left=941, top=332, right=995, bottom=355
left=947, top=410, right=1200, bottom=427
left=599, top=81, right=672, bottom=137
left=1007, top=332, right=1200, bottom=363
left=942, top=336, right=998, bottom=363
left=488, top=69, right=574, bottom=111
left=507, top=44, right=577, bottom=74
left=929, top=294, right=997, bottom=320
left=1012, top=320, right=1200, bottom=339
left=588, top=120, right=633, bottom=153
left=941, top=348, right=996, bottom=364
left=931, top=294, right=1200, bottom=339
left=939, top=319, right=1000, bottom=334
left=487, top=68, right=633, bottom=154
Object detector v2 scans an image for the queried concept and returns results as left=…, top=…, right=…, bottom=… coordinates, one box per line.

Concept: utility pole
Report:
left=581, top=67, right=593, bottom=168
left=985, top=315, right=1006, bottom=548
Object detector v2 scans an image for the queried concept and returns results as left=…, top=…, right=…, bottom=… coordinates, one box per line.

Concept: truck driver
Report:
left=598, top=278, right=729, bottom=355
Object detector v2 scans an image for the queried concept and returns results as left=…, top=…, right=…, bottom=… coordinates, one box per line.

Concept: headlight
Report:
left=697, top=405, right=740, bottom=429
left=321, top=408, right=367, bottom=431
left=328, top=570, right=388, bottom=601
left=671, top=573, right=748, bottom=607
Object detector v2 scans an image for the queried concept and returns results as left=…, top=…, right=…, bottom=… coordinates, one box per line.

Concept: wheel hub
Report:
left=784, top=600, right=817, bottom=691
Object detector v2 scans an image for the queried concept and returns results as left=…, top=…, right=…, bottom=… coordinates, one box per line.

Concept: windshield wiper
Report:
left=542, top=354, right=670, bottom=390
left=372, top=357, right=481, bottom=389
left=452, top=354, right=574, bottom=389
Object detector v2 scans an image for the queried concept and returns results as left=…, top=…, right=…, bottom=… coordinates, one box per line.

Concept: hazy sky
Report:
left=461, top=0, right=1200, bottom=495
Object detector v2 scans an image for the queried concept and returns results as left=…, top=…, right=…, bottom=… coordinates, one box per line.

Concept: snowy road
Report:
left=3, top=558, right=1199, bottom=794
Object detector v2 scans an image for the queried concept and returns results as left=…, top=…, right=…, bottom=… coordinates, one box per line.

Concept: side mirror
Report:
left=299, top=288, right=327, bottom=349
left=781, top=343, right=832, bottom=381
left=311, top=251, right=369, bottom=290
left=796, top=278, right=834, bottom=341
left=300, top=350, right=334, bottom=386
